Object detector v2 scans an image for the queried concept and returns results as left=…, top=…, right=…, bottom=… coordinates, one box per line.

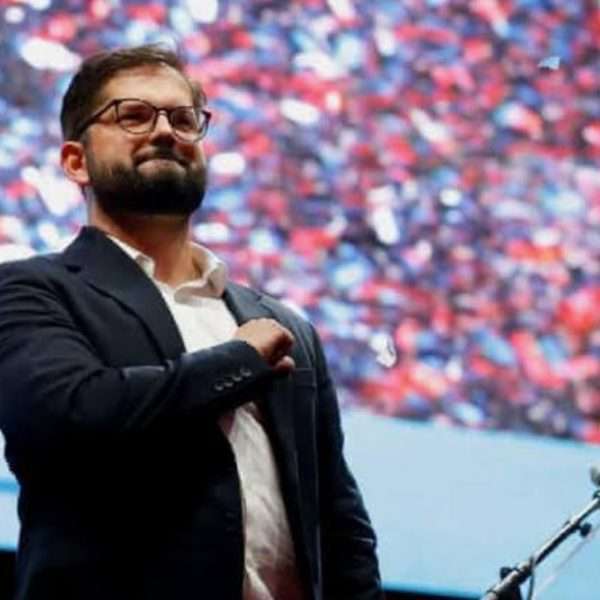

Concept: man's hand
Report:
left=234, top=318, right=296, bottom=374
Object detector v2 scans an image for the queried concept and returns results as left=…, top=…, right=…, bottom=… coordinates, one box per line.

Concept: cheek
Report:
left=86, top=143, right=134, bottom=182
left=120, top=147, right=142, bottom=167
left=185, top=147, right=206, bottom=172
left=181, top=142, right=204, bottom=161
left=95, top=131, right=138, bottom=163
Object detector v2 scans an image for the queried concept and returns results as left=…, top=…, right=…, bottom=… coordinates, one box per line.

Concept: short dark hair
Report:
left=60, top=44, right=207, bottom=141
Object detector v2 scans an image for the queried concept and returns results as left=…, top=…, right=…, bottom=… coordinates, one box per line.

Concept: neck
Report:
left=89, top=205, right=198, bottom=287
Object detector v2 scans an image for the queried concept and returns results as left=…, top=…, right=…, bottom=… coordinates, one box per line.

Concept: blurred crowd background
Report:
left=1, top=0, right=600, bottom=443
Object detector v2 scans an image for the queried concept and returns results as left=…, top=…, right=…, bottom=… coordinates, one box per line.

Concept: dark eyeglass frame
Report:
left=74, top=97, right=212, bottom=143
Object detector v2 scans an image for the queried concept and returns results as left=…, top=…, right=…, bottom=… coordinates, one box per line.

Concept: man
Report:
left=0, top=45, right=382, bottom=600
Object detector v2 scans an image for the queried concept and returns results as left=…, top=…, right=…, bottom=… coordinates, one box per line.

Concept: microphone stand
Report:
left=481, top=489, right=600, bottom=600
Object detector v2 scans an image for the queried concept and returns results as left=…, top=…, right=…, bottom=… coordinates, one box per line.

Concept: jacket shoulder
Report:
left=228, top=281, right=313, bottom=329
left=0, top=253, right=63, bottom=284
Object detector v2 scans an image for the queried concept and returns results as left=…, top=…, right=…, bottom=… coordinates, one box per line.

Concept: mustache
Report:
left=135, top=149, right=187, bottom=167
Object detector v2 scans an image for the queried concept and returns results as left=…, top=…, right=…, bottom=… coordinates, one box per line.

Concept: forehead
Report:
left=98, top=64, right=194, bottom=106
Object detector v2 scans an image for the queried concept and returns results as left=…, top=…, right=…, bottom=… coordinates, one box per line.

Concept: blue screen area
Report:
left=343, top=411, right=600, bottom=599
left=2, top=0, right=600, bottom=598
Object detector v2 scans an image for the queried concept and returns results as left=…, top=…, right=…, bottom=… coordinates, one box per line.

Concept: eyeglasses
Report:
left=74, top=98, right=212, bottom=143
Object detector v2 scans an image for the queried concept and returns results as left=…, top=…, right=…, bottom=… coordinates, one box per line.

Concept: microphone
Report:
left=590, top=465, right=600, bottom=487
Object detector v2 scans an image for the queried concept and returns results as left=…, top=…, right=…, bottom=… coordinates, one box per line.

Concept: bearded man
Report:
left=0, top=45, right=382, bottom=600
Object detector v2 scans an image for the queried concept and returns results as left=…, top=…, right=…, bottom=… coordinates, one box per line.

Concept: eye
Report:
left=118, top=101, right=154, bottom=128
left=170, top=108, right=199, bottom=132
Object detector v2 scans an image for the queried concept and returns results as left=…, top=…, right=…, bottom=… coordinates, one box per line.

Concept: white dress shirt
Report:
left=109, top=236, right=304, bottom=600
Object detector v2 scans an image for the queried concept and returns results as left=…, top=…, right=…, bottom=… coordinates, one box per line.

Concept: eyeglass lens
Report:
left=116, top=100, right=206, bottom=140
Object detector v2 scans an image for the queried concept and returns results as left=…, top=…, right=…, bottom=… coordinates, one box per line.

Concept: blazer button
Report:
left=240, top=367, right=252, bottom=378
left=232, top=373, right=243, bottom=383
left=214, top=381, right=225, bottom=392
left=223, top=379, right=234, bottom=388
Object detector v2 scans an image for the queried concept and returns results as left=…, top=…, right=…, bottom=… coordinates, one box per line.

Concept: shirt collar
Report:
left=107, top=235, right=228, bottom=298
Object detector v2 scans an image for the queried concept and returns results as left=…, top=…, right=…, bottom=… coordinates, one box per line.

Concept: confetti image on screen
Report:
left=1, top=0, right=599, bottom=447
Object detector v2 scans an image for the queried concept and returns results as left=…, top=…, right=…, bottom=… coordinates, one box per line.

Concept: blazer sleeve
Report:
left=0, top=261, right=271, bottom=457
left=311, top=325, right=384, bottom=600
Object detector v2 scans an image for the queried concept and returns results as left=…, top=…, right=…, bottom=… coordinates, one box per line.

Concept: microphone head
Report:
left=590, top=465, right=600, bottom=487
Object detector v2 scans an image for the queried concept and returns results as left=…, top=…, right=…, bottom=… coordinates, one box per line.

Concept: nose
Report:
left=150, top=111, right=177, bottom=141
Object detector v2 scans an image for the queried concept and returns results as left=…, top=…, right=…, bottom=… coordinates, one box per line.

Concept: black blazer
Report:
left=0, top=227, right=382, bottom=600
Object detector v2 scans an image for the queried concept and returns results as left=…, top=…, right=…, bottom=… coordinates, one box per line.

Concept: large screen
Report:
left=1, top=1, right=600, bottom=598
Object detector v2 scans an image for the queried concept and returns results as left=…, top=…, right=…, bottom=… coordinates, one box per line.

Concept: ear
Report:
left=60, top=141, right=90, bottom=186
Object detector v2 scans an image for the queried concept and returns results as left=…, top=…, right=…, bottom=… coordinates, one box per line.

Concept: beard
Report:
left=86, top=149, right=207, bottom=217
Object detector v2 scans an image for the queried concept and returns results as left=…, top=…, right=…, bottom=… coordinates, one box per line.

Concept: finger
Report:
left=273, top=333, right=294, bottom=358
left=277, top=323, right=295, bottom=345
left=272, top=355, right=296, bottom=374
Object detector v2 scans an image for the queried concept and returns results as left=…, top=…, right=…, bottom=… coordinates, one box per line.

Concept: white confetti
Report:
left=210, top=152, right=246, bottom=176
left=538, top=56, right=561, bottom=70
left=20, top=38, right=80, bottom=71
left=280, top=98, right=321, bottom=126
left=370, top=333, right=398, bottom=368
left=326, top=0, right=356, bottom=20
left=186, top=0, right=219, bottom=23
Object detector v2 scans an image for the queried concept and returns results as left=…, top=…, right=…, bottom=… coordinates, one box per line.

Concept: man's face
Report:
left=80, top=64, right=207, bottom=216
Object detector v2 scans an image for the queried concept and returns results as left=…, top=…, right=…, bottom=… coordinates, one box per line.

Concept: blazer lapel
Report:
left=224, top=283, right=314, bottom=587
left=223, top=286, right=298, bottom=451
left=59, top=226, right=185, bottom=361
left=223, top=283, right=297, bottom=450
